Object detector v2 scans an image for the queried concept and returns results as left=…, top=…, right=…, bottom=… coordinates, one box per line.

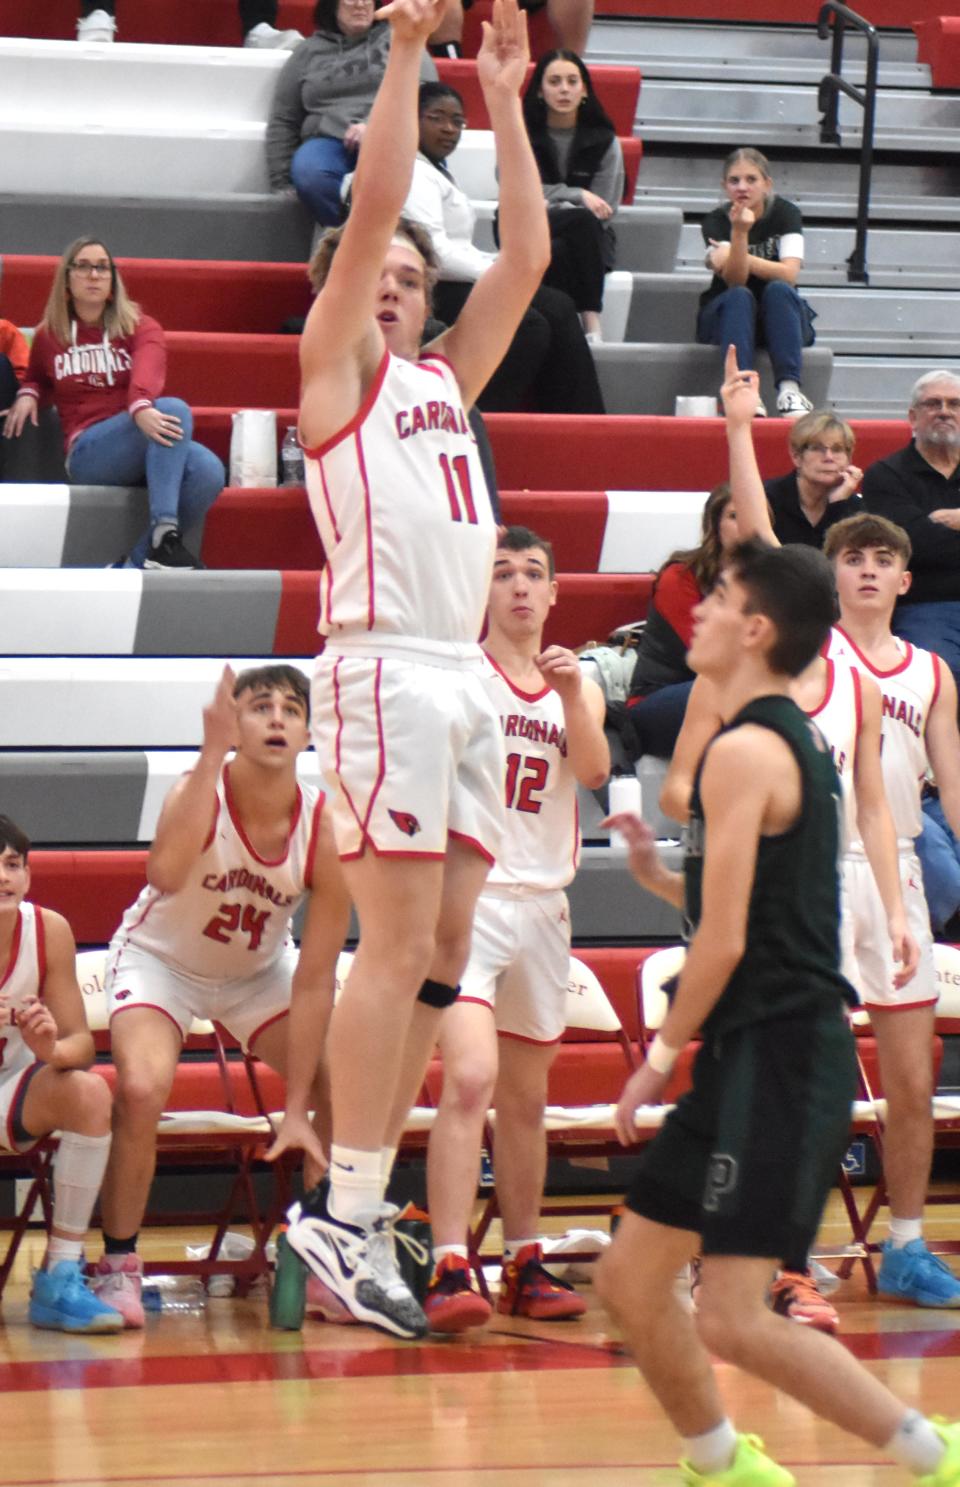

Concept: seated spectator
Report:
left=77, top=0, right=303, bottom=45
left=522, top=49, right=623, bottom=341
left=696, top=147, right=817, bottom=418
left=620, top=483, right=740, bottom=759
left=917, top=785, right=960, bottom=941
left=267, top=0, right=436, bottom=228
left=0, top=318, right=28, bottom=416
left=764, top=409, right=863, bottom=547
left=862, top=369, right=960, bottom=688
left=397, top=81, right=604, bottom=413
left=3, top=239, right=224, bottom=570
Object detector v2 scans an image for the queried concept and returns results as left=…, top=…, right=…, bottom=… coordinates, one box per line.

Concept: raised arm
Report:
left=535, top=650, right=610, bottom=789
left=299, top=0, right=447, bottom=443
left=722, top=343, right=779, bottom=546
left=147, top=666, right=236, bottom=895
left=431, top=0, right=550, bottom=408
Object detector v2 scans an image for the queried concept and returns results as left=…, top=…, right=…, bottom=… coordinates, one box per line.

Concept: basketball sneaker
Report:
left=30, top=1260, right=124, bottom=1333
left=306, top=1273, right=359, bottom=1325
left=423, top=1255, right=492, bottom=1334
left=917, top=1420, right=960, bottom=1485
left=285, top=1189, right=428, bottom=1339
left=679, top=1434, right=796, bottom=1485
left=877, top=1240, right=960, bottom=1307
left=90, top=1253, right=145, bottom=1328
left=769, top=1269, right=839, bottom=1334
left=497, top=1242, right=586, bottom=1320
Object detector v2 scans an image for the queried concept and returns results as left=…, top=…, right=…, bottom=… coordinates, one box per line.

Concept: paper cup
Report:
left=675, top=396, right=718, bottom=418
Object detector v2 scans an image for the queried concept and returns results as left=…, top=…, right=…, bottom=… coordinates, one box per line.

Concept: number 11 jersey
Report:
left=111, top=766, right=323, bottom=983
left=303, top=350, right=495, bottom=648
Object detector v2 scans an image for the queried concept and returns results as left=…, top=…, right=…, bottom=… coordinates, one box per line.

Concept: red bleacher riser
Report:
left=271, top=571, right=651, bottom=651
left=436, top=59, right=641, bottom=136
left=0, top=0, right=312, bottom=44
left=203, top=488, right=610, bottom=571
left=2, top=257, right=312, bottom=336
left=914, top=18, right=960, bottom=89
left=29, top=852, right=148, bottom=945
left=192, top=411, right=912, bottom=489
left=168, top=333, right=298, bottom=408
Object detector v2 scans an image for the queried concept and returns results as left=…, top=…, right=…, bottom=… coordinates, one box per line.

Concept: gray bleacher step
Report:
left=590, top=18, right=925, bottom=88
left=676, top=222, right=960, bottom=289
left=827, top=356, right=956, bottom=420
left=634, top=80, right=960, bottom=152
left=0, top=192, right=313, bottom=263
left=624, top=274, right=960, bottom=355
left=592, top=343, right=833, bottom=417
left=472, top=202, right=683, bottom=275
left=569, top=844, right=683, bottom=939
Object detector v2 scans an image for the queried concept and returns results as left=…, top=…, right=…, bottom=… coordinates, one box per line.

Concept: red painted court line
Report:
left=0, top=1323, right=956, bottom=1398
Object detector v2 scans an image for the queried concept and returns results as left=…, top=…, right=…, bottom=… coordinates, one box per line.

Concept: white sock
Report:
left=380, top=1145, right=397, bottom=1200
left=889, top=1217, right=923, bottom=1250
left=777, top=379, right=800, bottom=395
left=45, top=1234, right=84, bottom=1267
left=151, top=520, right=177, bottom=548
left=433, top=1244, right=469, bottom=1266
left=681, top=1419, right=739, bottom=1474
left=887, top=1410, right=946, bottom=1476
left=504, top=1237, right=539, bottom=1262
left=53, top=1131, right=111, bottom=1239
left=245, top=21, right=276, bottom=37
left=328, top=1144, right=382, bottom=1225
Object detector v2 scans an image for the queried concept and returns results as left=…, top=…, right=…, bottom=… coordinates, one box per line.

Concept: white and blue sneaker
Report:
left=877, top=1239, right=960, bottom=1307
left=285, top=1187, right=428, bottom=1340
left=30, top=1260, right=124, bottom=1333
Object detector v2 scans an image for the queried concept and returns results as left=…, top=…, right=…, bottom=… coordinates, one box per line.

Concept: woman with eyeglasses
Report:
left=266, top=0, right=437, bottom=228
left=3, top=239, right=224, bottom=569
left=521, top=49, right=622, bottom=342
left=763, top=409, right=863, bottom=549
left=397, top=80, right=604, bottom=412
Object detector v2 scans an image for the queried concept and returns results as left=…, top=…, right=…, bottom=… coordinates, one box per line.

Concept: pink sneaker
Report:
left=91, top=1254, right=145, bottom=1328
left=306, top=1272, right=359, bottom=1325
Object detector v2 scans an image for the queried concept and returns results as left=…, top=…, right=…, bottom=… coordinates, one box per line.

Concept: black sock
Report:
left=103, top=1231, right=139, bottom=1255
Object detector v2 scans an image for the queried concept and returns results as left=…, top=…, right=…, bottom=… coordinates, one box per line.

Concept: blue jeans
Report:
left=625, top=679, right=695, bottom=759
left=917, top=796, right=960, bottom=932
left=697, top=280, right=814, bottom=385
left=290, top=136, right=354, bottom=227
left=893, top=600, right=960, bottom=694
left=67, top=398, right=225, bottom=567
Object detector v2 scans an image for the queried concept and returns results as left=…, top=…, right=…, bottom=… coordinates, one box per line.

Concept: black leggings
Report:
left=432, top=281, right=605, bottom=415
left=544, top=206, right=613, bottom=314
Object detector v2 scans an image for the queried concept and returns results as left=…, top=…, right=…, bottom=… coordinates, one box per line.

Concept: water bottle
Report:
left=269, top=1230, right=307, bottom=1330
left=607, top=771, right=643, bottom=852
left=280, top=426, right=305, bottom=486
left=141, top=1275, right=206, bottom=1314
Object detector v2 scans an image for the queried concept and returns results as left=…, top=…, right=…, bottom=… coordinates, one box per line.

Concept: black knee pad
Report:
left=417, top=978, right=460, bottom=1009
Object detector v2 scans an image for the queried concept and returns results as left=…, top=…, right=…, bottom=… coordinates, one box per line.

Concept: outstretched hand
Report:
left=477, top=0, right=530, bottom=100
left=373, top=0, right=446, bottom=42
left=202, top=665, right=238, bottom=758
left=720, top=343, right=760, bottom=425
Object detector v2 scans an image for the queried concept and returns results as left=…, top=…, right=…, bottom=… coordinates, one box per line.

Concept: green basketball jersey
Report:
left=684, top=693, right=856, bottom=1039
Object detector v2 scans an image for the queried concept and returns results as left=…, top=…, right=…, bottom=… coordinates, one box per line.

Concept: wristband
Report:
left=646, top=1032, right=680, bottom=1076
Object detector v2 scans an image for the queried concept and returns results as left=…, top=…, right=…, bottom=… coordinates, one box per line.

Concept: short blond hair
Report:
left=789, top=410, right=855, bottom=459
left=308, top=217, right=440, bottom=307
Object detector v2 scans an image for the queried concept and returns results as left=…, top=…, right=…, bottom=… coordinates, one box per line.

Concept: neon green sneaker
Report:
left=917, top=1420, right=960, bottom=1486
left=679, top=1434, right=796, bottom=1486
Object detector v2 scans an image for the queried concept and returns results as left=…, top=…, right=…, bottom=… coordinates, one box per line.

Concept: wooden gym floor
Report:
left=1, top=1191, right=959, bottom=1487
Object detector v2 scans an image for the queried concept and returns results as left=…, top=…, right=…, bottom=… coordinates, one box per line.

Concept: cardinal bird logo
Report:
left=113, top=989, right=133, bottom=1002
left=388, top=809, right=421, bottom=837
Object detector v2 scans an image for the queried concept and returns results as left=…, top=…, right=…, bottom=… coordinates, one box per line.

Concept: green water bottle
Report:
left=269, top=1230, right=307, bottom=1330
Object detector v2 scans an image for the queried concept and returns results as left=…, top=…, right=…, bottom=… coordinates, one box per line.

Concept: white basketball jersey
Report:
left=482, top=653, right=579, bottom=893
left=304, top=350, right=495, bottom=647
left=114, top=769, right=322, bottom=983
left=825, top=626, right=942, bottom=843
left=0, top=903, right=45, bottom=1081
left=805, top=656, right=862, bottom=848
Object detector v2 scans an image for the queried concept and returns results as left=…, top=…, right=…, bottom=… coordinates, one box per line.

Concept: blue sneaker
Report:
left=877, top=1240, right=960, bottom=1308
left=30, top=1260, right=124, bottom=1333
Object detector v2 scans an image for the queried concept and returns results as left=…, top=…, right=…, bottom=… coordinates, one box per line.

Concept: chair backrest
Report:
left=565, top=956, right=623, bottom=1034
left=76, top=947, right=109, bottom=1031
left=934, top=942, right=960, bottom=1029
left=638, top=944, right=686, bottom=1037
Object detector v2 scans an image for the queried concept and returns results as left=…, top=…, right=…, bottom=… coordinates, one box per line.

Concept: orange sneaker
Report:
left=423, top=1255, right=492, bottom=1334
left=770, top=1269, right=839, bottom=1334
left=497, top=1243, right=586, bottom=1321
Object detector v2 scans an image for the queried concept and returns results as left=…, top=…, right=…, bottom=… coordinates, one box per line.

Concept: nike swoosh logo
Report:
left=332, top=1161, right=355, bottom=1172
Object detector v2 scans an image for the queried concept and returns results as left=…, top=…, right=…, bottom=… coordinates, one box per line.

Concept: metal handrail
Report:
left=817, top=1, right=879, bottom=284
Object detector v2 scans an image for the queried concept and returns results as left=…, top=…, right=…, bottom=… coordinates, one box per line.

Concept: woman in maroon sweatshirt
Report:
left=4, top=238, right=224, bottom=569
